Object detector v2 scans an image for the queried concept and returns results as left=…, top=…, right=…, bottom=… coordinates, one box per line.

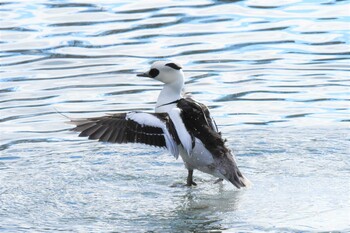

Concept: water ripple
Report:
left=1, top=0, right=349, bottom=232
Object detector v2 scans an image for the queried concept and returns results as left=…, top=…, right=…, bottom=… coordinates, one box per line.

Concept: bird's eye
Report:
left=149, top=68, right=159, bottom=78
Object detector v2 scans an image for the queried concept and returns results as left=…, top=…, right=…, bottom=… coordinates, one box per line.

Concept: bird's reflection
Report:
left=168, top=182, right=244, bottom=232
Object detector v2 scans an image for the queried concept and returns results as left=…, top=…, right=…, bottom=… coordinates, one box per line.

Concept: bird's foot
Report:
left=186, top=180, right=197, bottom=186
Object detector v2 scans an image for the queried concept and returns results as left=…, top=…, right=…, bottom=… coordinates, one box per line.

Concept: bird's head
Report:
left=137, top=61, right=184, bottom=84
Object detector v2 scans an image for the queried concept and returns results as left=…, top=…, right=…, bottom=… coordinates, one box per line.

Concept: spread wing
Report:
left=70, top=112, right=180, bottom=158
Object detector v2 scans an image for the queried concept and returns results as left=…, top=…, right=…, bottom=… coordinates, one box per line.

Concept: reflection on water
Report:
left=0, top=0, right=349, bottom=232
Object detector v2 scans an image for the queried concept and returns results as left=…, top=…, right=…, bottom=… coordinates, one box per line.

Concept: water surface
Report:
left=1, top=0, right=349, bottom=232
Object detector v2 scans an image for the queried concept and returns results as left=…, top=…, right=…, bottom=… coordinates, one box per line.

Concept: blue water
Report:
left=1, top=0, right=349, bottom=232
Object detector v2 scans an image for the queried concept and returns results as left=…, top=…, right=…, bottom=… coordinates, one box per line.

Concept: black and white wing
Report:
left=70, top=112, right=180, bottom=158
left=178, top=97, right=218, bottom=132
left=176, top=98, right=228, bottom=157
left=191, top=99, right=218, bottom=132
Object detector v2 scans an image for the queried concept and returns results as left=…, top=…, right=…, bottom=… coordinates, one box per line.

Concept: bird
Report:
left=70, top=61, right=250, bottom=188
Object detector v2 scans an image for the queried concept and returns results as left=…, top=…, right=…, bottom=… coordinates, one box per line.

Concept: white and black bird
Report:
left=70, top=61, right=250, bottom=188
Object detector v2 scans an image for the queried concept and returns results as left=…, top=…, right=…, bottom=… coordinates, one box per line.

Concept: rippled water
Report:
left=1, top=0, right=350, bottom=232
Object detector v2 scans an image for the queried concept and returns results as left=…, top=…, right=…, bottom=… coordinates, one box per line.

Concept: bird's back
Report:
left=176, top=98, right=227, bottom=158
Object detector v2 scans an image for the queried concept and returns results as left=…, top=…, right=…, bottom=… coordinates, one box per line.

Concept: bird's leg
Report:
left=186, top=169, right=197, bottom=186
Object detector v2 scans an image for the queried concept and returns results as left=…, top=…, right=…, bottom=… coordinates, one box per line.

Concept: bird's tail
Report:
left=225, top=152, right=252, bottom=189
left=229, top=168, right=251, bottom=189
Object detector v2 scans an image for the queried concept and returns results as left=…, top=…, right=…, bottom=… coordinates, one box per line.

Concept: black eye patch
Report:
left=149, top=68, right=159, bottom=78
left=165, top=63, right=182, bottom=70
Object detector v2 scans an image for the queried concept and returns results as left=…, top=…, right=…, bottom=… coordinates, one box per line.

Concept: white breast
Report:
left=179, top=138, right=215, bottom=174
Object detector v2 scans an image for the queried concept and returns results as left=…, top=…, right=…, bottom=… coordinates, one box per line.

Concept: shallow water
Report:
left=1, top=0, right=349, bottom=232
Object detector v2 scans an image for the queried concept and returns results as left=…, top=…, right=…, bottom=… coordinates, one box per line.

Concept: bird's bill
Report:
left=136, top=72, right=149, bottom=77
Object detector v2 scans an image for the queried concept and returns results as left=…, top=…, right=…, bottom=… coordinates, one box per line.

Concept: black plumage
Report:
left=71, top=112, right=178, bottom=148
left=177, top=98, right=228, bottom=157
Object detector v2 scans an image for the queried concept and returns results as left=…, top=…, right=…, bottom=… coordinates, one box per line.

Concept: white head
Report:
left=137, top=61, right=185, bottom=113
left=137, top=61, right=184, bottom=85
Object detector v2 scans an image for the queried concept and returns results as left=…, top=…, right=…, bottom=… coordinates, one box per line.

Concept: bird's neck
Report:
left=156, top=80, right=183, bottom=113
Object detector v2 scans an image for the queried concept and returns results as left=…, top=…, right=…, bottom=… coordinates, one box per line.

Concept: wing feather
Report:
left=108, top=128, right=119, bottom=143
left=89, top=126, right=108, bottom=140
left=70, top=112, right=180, bottom=158
left=99, top=127, right=113, bottom=142
left=80, top=124, right=100, bottom=137
left=177, top=98, right=228, bottom=157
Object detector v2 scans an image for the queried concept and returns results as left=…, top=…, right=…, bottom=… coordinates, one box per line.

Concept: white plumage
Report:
left=126, top=112, right=179, bottom=158
left=168, top=108, right=193, bottom=156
